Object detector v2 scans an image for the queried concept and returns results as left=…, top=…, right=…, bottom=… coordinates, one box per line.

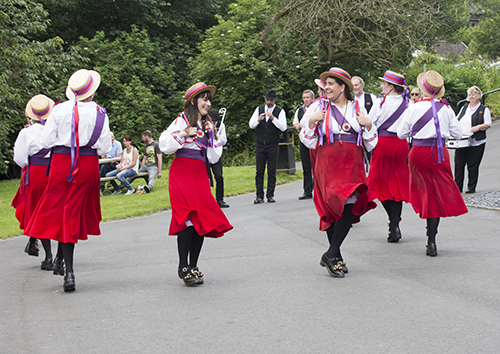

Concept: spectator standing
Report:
left=208, top=109, right=229, bottom=208
left=249, top=89, right=287, bottom=204
left=454, top=86, right=491, bottom=194
left=410, top=87, right=422, bottom=104
left=138, top=130, right=162, bottom=193
left=293, top=89, right=315, bottom=200
left=352, top=76, right=377, bottom=114
left=100, top=132, right=122, bottom=194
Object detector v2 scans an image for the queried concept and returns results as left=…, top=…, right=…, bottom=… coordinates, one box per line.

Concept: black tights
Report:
left=426, top=217, right=440, bottom=245
left=60, top=242, right=75, bottom=274
left=177, top=226, right=205, bottom=269
left=381, top=200, right=403, bottom=228
left=40, top=239, right=52, bottom=261
left=325, top=204, right=356, bottom=259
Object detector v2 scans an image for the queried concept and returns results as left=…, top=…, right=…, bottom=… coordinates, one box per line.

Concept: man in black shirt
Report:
left=138, top=130, right=162, bottom=193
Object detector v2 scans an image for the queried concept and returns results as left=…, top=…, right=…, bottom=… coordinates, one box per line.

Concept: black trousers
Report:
left=210, top=158, right=224, bottom=201
left=454, top=143, right=486, bottom=192
left=299, top=141, right=313, bottom=195
left=255, top=142, right=279, bottom=199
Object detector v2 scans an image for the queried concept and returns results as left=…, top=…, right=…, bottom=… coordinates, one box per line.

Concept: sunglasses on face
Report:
left=411, top=93, right=419, bottom=96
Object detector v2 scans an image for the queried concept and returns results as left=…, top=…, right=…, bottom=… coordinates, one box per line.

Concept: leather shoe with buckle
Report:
left=191, top=267, right=204, bottom=285
left=178, top=267, right=198, bottom=286
left=25, top=239, right=39, bottom=257
left=387, top=227, right=402, bottom=243
left=40, top=258, right=53, bottom=271
left=320, top=253, right=345, bottom=277
left=426, top=243, right=438, bottom=257
left=254, top=197, right=264, bottom=204
left=52, top=257, right=65, bottom=276
left=298, top=193, right=312, bottom=200
left=217, top=200, right=229, bottom=208
left=267, top=197, right=276, bottom=203
left=63, top=272, right=76, bottom=292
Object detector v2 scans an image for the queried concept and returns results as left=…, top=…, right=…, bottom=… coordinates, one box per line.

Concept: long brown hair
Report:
left=184, top=91, right=218, bottom=140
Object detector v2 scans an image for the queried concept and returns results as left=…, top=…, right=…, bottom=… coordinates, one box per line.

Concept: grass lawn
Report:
left=0, top=166, right=302, bottom=239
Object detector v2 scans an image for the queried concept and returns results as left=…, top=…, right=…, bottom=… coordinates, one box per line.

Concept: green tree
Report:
left=0, top=0, right=86, bottom=177
left=78, top=28, right=178, bottom=145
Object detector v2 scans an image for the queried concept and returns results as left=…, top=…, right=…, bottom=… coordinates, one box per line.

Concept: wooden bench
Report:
left=99, top=157, right=149, bottom=190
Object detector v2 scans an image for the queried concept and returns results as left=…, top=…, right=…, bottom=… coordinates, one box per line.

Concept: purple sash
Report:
left=331, top=105, right=358, bottom=135
left=321, top=134, right=358, bottom=144
left=175, top=132, right=214, bottom=187
left=25, top=148, right=51, bottom=185
left=411, top=102, right=445, bottom=137
left=412, top=139, right=445, bottom=147
left=378, top=100, right=406, bottom=136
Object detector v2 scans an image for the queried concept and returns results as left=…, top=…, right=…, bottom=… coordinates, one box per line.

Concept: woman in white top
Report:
left=454, top=86, right=492, bottom=193
left=397, top=70, right=467, bottom=257
left=300, top=68, right=378, bottom=278
left=106, top=134, right=139, bottom=195
left=159, top=82, right=233, bottom=286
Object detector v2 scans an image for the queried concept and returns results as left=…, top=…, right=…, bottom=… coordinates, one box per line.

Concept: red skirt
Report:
left=408, top=146, right=468, bottom=219
left=367, top=136, right=410, bottom=202
left=25, top=153, right=102, bottom=243
left=15, top=165, right=48, bottom=230
left=312, top=142, right=377, bottom=230
left=11, top=167, right=27, bottom=216
left=168, top=157, right=233, bottom=237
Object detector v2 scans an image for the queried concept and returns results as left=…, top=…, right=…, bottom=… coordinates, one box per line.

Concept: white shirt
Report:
left=457, top=103, right=491, bottom=146
left=159, top=113, right=223, bottom=164
left=217, top=122, right=227, bottom=147
left=397, top=99, right=462, bottom=140
left=13, top=123, right=50, bottom=168
left=293, top=105, right=310, bottom=126
left=248, top=104, right=287, bottom=131
left=355, top=92, right=378, bottom=112
left=299, top=99, right=378, bottom=152
left=42, top=100, right=112, bottom=156
left=369, top=95, right=407, bottom=133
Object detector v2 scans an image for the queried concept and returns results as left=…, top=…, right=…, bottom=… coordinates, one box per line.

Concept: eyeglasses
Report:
left=411, top=93, right=419, bottom=96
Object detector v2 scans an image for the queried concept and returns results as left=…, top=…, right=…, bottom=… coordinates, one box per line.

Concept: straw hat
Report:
left=66, top=69, right=101, bottom=100
left=184, top=82, right=216, bottom=109
left=379, top=71, right=407, bottom=88
left=417, top=70, right=445, bottom=99
left=319, top=68, right=353, bottom=92
left=314, top=79, right=325, bottom=89
left=25, top=94, right=55, bottom=121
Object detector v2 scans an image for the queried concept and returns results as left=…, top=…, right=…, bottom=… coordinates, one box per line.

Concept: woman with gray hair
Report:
left=454, top=86, right=491, bottom=194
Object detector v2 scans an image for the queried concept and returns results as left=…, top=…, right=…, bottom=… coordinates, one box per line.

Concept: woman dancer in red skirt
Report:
left=159, top=82, right=233, bottom=286
left=300, top=68, right=378, bottom=277
left=13, top=95, right=56, bottom=269
left=367, top=71, right=410, bottom=242
left=397, top=70, right=468, bottom=256
left=26, top=69, right=111, bottom=291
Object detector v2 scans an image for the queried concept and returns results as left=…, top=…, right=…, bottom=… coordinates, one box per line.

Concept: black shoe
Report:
left=254, top=197, right=264, bottom=204
left=426, top=243, right=438, bottom=257
left=25, top=239, right=39, bottom=257
left=143, top=185, right=151, bottom=194
left=298, top=194, right=312, bottom=200
left=267, top=197, right=276, bottom=203
left=465, top=189, right=475, bottom=194
left=63, top=272, right=76, bottom=292
left=319, top=253, right=345, bottom=278
left=40, top=258, right=53, bottom=271
left=178, top=267, right=198, bottom=286
left=337, top=259, right=348, bottom=273
left=191, top=267, right=204, bottom=285
left=387, top=227, right=402, bottom=243
left=52, top=257, right=65, bottom=276
left=217, top=200, right=230, bottom=208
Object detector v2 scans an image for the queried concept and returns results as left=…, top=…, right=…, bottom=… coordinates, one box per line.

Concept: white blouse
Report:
left=13, top=124, right=49, bottom=168
left=159, top=113, right=223, bottom=164
left=299, top=99, right=378, bottom=152
left=457, top=104, right=491, bottom=146
left=369, top=95, right=407, bottom=133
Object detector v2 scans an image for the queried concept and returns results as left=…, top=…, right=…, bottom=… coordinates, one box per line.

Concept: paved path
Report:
left=1, top=122, right=500, bottom=354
